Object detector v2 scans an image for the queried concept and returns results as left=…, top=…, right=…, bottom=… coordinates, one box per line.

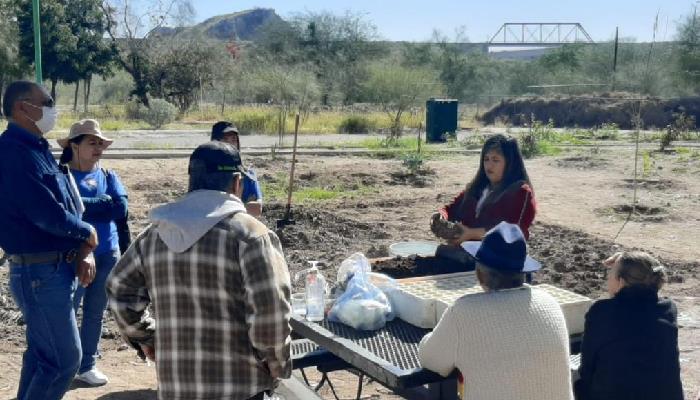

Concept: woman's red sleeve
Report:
left=439, top=190, right=466, bottom=221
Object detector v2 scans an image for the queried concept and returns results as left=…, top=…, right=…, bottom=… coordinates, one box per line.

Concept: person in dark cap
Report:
left=107, top=141, right=291, bottom=400
left=211, top=121, right=263, bottom=217
left=418, top=222, right=573, bottom=400
left=0, top=81, right=98, bottom=400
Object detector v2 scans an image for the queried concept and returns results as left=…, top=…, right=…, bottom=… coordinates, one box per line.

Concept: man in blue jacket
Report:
left=0, top=81, right=98, bottom=400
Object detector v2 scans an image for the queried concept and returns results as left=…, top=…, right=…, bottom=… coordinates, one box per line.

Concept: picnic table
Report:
left=290, top=313, right=583, bottom=400
left=290, top=313, right=459, bottom=400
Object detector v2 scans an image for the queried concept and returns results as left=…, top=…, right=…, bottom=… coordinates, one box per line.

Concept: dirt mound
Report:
left=529, top=223, right=696, bottom=296
left=260, top=204, right=391, bottom=288
left=553, top=156, right=610, bottom=169
left=479, top=94, right=700, bottom=129
left=618, top=178, right=683, bottom=191
left=597, top=203, right=672, bottom=223
left=371, top=222, right=697, bottom=298
left=386, top=168, right=436, bottom=188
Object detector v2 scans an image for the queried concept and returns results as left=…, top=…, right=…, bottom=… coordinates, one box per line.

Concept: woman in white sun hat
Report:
left=58, top=119, right=129, bottom=386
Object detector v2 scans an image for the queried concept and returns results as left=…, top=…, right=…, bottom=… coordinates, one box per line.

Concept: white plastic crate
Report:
left=387, top=272, right=592, bottom=334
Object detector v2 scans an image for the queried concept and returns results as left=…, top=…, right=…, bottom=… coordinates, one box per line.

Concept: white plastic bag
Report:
left=336, top=252, right=371, bottom=285
left=328, top=257, right=395, bottom=330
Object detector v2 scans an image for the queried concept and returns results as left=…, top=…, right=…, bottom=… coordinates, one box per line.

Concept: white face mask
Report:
left=23, top=102, right=58, bottom=135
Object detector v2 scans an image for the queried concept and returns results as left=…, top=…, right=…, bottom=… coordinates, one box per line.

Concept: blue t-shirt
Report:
left=242, top=167, right=263, bottom=204
left=71, top=168, right=127, bottom=255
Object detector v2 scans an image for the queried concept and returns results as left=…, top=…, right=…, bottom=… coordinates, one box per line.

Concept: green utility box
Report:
left=425, top=98, right=458, bottom=143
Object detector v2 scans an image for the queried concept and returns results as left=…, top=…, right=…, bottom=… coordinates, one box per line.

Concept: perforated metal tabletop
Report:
left=290, top=313, right=583, bottom=391
left=290, top=314, right=447, bottom=389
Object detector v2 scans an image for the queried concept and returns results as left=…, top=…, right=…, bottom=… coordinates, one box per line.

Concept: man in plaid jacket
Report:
left=107, top=141, right=292, bottom=400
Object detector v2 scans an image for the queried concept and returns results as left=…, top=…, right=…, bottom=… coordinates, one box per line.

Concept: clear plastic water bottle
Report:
left=305, top=261, right=326, bottom=322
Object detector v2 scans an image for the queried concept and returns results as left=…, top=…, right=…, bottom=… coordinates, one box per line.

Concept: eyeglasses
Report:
left=21, top=97, right=55, bottom=108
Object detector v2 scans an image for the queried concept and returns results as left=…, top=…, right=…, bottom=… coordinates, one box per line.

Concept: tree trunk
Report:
left=392, top=109, right=404, bottom=140
left=0, top=77, right=5, bottom=117
left=83, top=77, right=91, bottom=114
left=221, top=91, right=225, bottom=115
left=139, top=91, right=150, bottom=108
left=277, top=105, right=288, bottom=146
left=50, top=79, right=57, bottom=102
left=73, top=81, right=79, bottom=112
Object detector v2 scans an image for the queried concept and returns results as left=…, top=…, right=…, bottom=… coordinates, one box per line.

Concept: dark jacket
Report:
left=439, top=182, right=536, bottom=239
left=575, top=286, right=684, bottom=400
left=0, top=123, right=92, bottom=253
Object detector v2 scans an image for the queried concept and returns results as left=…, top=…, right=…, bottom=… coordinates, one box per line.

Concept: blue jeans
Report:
left=73, top=249, right=119, bottom=374
left=9, top=261, right=81, bottom=400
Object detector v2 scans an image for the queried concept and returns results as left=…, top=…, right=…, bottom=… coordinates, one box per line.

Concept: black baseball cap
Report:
left=211, top=121, right=239, bottom=141
left=188, top=141, right=252, bottom=178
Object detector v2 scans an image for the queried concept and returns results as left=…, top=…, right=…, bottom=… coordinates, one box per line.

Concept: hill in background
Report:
left=153, top=8, right=284, bottom=41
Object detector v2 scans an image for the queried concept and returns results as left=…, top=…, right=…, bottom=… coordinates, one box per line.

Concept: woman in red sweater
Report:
left=435, top=134, right=536, bottom=242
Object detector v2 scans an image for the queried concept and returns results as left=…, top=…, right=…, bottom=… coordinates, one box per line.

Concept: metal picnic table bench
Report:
left=290, top=313, right=584, bottom=400
left=290, top=314, right=457, bottom=399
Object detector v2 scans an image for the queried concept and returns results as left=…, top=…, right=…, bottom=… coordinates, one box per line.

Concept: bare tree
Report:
left=148, top=35, right=220, bottom=112
left=364, top=63, right=443, bottom=139
left=101, top=0, right=193, bottom=107
left=249, top=61, right=320, bottom=140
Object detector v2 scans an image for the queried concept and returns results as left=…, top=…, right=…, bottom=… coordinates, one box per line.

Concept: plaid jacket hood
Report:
left=150, top=190, right=246, bottom=253
left=108, top=194, right=292, bottom=400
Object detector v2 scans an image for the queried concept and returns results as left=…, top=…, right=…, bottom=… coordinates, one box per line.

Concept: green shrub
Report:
left=661, top=112, right=696, bottom=149
left=125, top=99, right=144, bottom=120
left=401, top=152, right=425, bottom=174
left=596, top=123, right=620, bottom=140
left=338, top=115, right=377, bottom=134
left=520, top=118, right=561, bottom=158
left=234, top=111, right=277, bottom=134
left=143, top=99, right=178, bottom=129
left=460, top=132, right=485, bottom=149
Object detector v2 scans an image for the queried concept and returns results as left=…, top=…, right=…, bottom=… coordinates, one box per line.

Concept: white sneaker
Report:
left=75, top=368, right=109, bottom=386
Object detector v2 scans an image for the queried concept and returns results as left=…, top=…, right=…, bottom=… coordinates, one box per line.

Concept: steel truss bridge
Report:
left=488, top=23, right=594, bottom=47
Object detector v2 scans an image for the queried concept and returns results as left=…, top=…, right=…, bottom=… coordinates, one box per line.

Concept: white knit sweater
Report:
left=418, top=285, right=574, bottom=400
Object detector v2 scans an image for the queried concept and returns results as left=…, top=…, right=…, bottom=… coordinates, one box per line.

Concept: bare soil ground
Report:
left=1, top=146, right=699, bottom=399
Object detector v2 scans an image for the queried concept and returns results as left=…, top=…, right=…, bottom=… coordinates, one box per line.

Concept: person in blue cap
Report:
left=211, top=121, right=263, bottom=217
left=418, top=222, right=573, bottom=400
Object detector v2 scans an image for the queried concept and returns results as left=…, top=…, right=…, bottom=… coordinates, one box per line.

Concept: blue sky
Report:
left=186, top=0, right=695, bottom=42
